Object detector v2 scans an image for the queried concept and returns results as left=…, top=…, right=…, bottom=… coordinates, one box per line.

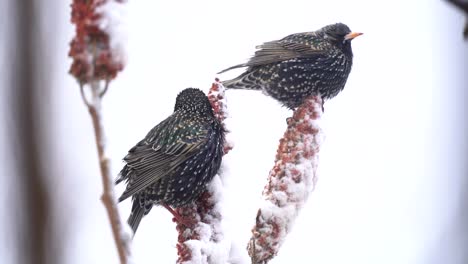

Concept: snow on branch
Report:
left=175, top=80, right=233, bottom=264
left=208, top=79, right=234, bottom=154
left=248, top=96, right=323, bottom=263
left=69, top=0, right=127, bottom=85
left=69, top=1, right=132, bottom=263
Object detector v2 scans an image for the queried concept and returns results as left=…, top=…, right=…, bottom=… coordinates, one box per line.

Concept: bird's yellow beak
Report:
left=344, top=32, right=363, bottom=40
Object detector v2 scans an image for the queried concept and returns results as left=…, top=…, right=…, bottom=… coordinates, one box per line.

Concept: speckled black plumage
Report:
left=115, top=88, right=224, bottom=235
left=219, top=23, right=361, bottom=109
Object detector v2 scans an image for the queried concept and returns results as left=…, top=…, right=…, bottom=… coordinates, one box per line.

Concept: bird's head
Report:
left=321, top=23, right=362, bottom=52
left=174, top=88, right=214, bottom=116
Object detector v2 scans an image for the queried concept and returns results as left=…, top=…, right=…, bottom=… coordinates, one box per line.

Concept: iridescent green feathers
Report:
left=116, top=88, right=225, bottom=234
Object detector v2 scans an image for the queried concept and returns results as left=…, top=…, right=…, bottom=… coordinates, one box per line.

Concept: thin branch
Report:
left=247, top=96, right=323, bottom=263
left=80, top=84, right=91, bottom=108
left=84, top=82, right=131, bottom=264
left=99, top=79, right=110, bottom=98
left=69, top=0, right=130, bottom=262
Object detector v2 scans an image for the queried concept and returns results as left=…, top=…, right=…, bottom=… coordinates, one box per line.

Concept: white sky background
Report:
left=1, top=0, right=467, bottom=263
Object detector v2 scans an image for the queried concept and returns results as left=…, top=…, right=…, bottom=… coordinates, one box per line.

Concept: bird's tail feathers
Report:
left=217, top=63, right=248, bottom=74
left=127, top=200, right=150, bottom=236
left=221, top=71, right=263, bottom=91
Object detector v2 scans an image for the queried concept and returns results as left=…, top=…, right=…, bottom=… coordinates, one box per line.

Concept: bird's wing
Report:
left=218, top=33, right=324, bottom=73
left=117, top=118, right=209, bottom=202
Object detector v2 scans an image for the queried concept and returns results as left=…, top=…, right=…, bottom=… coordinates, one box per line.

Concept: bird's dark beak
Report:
left=344, top=32, right=363, bottom=40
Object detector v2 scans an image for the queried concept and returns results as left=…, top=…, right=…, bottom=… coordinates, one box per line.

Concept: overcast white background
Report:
left=1, top=0, right=467, bottom=263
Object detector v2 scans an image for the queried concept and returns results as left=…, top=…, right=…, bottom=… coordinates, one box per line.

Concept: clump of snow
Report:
left=248, top=96, right=323, bottom=263
left=97, top=0, right=128, bottom=66
left=179, top=176, right=231, bottom=264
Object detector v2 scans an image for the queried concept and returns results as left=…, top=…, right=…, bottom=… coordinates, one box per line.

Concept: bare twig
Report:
left=84, top=81, right=131, bottom=264
left=69, top=0, right=130, bottom=262
left=99, top=79, right=110, bottom=98
left=80, top=84, right=91, bottom=107
left=248, top=96, right=323, bottom=263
